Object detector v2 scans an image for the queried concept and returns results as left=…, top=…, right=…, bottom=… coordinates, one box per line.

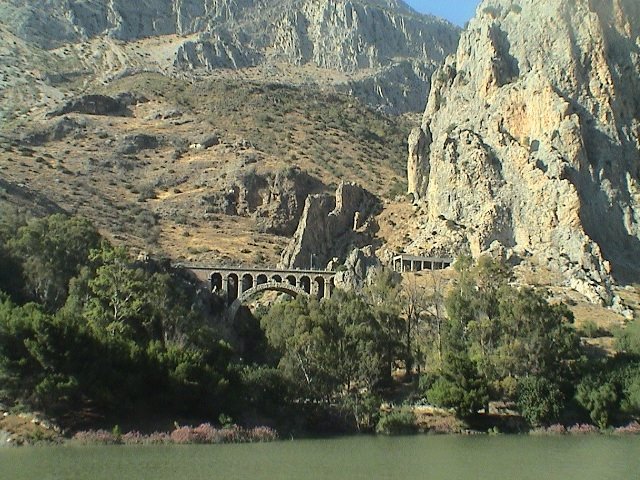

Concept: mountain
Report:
left=406, top=0, right=640, bottom=302
left=0, top=0, right=459, bottom=114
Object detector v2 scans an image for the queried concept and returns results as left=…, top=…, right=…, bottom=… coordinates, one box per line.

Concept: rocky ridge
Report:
left=407, top=0, right=640, bottom=303
left=0, top=0, right=459, bottom=114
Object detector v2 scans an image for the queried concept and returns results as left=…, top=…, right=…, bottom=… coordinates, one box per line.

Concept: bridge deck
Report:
left=184, top=265, right=337, bottom=276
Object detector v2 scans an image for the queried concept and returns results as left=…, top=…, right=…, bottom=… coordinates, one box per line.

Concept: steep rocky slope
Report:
left=0, top=0, right=459, bottom=114
left=0, top=73, right=410, bottom=267
left=407, top=0, right=640, bottom=302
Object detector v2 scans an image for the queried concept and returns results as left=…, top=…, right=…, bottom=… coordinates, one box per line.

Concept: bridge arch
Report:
left=227, top=281, right=309, bottom=320
left=299, top=275, right=311, bottom=294
left=314, top=276, right=325, bottom=298
left=241, top=273, right=253, bottom=293
left=211, top=273, right=223, bottom=293
left=227, top=273, right=239, bottom=303
left=185, top=266, right=336, bottom=319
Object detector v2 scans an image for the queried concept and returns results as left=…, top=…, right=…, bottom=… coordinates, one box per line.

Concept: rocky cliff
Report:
left=0, top=0, right=459, bottom=113
left=407, top=0, right=640, bottom=302
left=279, top=182, right=380, bottom=269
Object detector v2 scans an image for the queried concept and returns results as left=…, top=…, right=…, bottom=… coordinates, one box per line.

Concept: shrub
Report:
left=376, top=409, right=417, bottom=435
left=567, top=423, right=599, bottom=435
left=576, top=378, right=618, bottom=429
left=72, top=430, right=120, bottom=445
left=517, top=376, right=564, bottom=426
left=580, top=320, right=609, bottom=338
left=169, top=424, right=277, bottom=444
left=137, top=183, right=156, bottom=202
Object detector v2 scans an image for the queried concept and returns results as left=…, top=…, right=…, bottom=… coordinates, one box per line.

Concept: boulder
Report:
left=117, top=134, right=161, bottom=154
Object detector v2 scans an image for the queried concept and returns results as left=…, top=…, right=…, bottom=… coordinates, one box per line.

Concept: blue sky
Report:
left=405, top=0, right=480, bottom=26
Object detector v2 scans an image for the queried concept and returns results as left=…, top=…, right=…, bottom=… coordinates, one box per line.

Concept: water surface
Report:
left=3, top=435, right=639, bottom=480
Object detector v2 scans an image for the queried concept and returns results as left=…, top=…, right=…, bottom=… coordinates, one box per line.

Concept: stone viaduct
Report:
left=187, top=266, right=336, bottom=319
left=186, top=254, right=453, bottom=319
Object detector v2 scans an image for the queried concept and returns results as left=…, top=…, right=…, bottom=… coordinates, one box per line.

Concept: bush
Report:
left=615, top=320, right=640, bottom=354
left=580, top=320, right=609, bottom=338
left=376, top=409, right=417, bottom=435
left=576, top=378, right=618, bottom=428
left=516, top=376, right=564, bottom=426
left=137, top=183, right=156, bottom=202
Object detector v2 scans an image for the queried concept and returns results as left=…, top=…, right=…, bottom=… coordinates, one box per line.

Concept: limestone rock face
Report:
left=0, top=0, right=459, bottom=113
left=408, top=0, right=640, bottom=301
left=333, top=246, right=381, bottom=291
left=174, top=32, right=262, bottom=70
left=279, top=182, right=380, bottom=269
left=204, top=167, right=323, bottom=237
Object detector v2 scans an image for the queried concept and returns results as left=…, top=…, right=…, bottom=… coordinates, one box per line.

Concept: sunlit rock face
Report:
left=407, top=0, right=640, bottom=302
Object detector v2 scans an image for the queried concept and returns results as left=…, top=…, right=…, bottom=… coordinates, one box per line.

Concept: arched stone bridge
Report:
left=186, top=266, right=336, bottom=319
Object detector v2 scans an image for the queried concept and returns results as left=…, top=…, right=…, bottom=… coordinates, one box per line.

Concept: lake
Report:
left=3, top=435, right=639, bottom=480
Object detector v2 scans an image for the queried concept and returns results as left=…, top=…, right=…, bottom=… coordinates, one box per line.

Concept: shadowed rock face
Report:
left=408, top=0, right=640, bottom=301
left=0, top=0, right=459, bottom=113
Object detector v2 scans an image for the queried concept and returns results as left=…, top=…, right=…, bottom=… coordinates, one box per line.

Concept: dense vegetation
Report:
left=1, top=213, right=639, bottom=434
left=0, top=212, right=237, bottom=427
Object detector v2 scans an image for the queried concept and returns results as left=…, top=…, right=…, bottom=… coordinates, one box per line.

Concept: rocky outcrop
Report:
left=0, top=178, right=65, bottom=217
left=47, top=95, right=131, bottom=118
left=117, top=134, right=161, bottom=155
left=174, top=32, right=262, bottom=70
left=337, top=60, right=437, bottom=113
left=408, top=0, right=640, bottom=302
left=254, top=169, right=323, bottom=236
left=20, top=117, right=87, bottom=146
left=279, top=182, right=380, bottom=269
left=333, top=246, right=382, bottom=291
left=204, top=167, right=324, bottom=236
left=271, top=1, right=457, bottom=73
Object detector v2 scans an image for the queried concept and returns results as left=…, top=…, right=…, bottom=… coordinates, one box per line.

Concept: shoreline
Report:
left=2, top=417, right=639, bottom=447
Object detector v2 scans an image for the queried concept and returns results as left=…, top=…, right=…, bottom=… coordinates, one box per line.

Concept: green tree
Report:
left=261, top=292, right=390, bottom=429
left=8, top=214, right=100, bottom=310
left=84, top=243, right=153, bottom=340
left=615, top=320, right=640, bottom=355
left=365, top=268, right=403, bottom=383
left=433, top=257, right=580, bottom=419
left=0, top=243, right=25, bottom=302
left=622, top=373, right=640, bottom=415
left=426, top=350, right=489, bottom=417
left=0, top=295, right=104, bottom=416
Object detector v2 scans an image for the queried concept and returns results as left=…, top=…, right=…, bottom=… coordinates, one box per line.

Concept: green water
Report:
left=2, top=435, right=639, bottom=480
